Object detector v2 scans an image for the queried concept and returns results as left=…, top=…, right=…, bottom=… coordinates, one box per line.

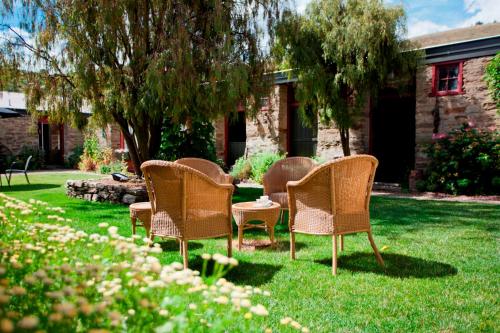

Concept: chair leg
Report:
left=367, top=231, right=384, bottom=267
left=340, top=235, right=344, bottom=251
left=131, top=217, right=137, bottom=235
left=182, top=240, right=188, bottom=269
left=227, top=234, right=232, bottom=258
left=24, top=172, right=30, bottom=184
left=238, top=226, right=243, bottom=251
left=149, top=233, right=155, bottom=247
left=332, top=235, right=338, bottom=276
left=290, top=231, right=296, bottom=260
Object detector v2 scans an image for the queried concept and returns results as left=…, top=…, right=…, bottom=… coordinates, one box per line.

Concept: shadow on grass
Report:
left=0, top=183, right=60, bottom=192
left=183, top=256, right=282, bottom=286
left=159, top=240, right=203, bottom=252
left=316, top=252, right=457, bottom=278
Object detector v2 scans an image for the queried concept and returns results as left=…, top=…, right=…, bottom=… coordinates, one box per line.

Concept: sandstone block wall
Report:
left=0, top=116, right=39, bottom=155
left=415, top=56, right=498, bottom=169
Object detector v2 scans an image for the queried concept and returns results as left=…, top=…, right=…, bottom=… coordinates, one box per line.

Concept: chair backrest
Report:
left=263, top=157, right=316, bottom=193
left=330, top=155, right=378, bottom=214
left=24, top=155, right=33, bottom=171
left=141, top=160, right=229, bottom=237
left=175, top=158, right=232, bottom=184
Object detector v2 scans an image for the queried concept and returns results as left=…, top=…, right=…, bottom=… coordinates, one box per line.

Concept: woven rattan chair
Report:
left=263, top=157, right=316, bottom=223
left=287, top=155, right=384, bottom=275
left=141, top=160, right=234, bottom=268
left=175, top=158, right=233, bottom=185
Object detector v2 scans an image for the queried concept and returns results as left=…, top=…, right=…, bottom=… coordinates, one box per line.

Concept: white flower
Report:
left=128, top=309, right=135, bottom=316
left=107, top=226, right=118, bottom=235
left=98, top=222, right=109, bottom=228
left=250, top=304, right=269, bottom=316
left=201, top=253, right=211, bottom=260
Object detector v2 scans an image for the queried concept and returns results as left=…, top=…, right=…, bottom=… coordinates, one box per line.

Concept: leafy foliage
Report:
left=0, top=0, right=283, bottom=174
left=418, top=124, right=500, bottom=195
left=156, top=118, right=218, bottom=163
left=484, top=52, right=500, bottom=109
left=274, top=0, right=418, bottom=155
left=65, top=145, right=83, bottom=169
left=14, top=146, right=45, bottom=170
left=231, top=152, right=285, bottom=184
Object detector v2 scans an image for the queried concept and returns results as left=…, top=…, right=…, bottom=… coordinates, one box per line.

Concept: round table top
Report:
left=129, top=202, right=151, bottom=210
left=232, top=201, right=280, bottom=211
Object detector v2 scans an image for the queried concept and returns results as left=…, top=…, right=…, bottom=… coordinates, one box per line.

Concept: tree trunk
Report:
left=339, top=126, right=350, bottom=156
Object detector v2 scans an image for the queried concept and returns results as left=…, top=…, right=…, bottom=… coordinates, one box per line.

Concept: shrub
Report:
left=420, top=124, right=499, bottom=195
left=230, top=152, right=285, bottom=184
left=157, top=118, right=217, bottom=162
left=15, top=145, right=45, bottom=170
left=65, top=145, right=84, bottom=169
left=0, top=193, right=306, bottom=332
left=249, top=152, right=286, bottom=184
left=230, top=157, right=252, bottom=180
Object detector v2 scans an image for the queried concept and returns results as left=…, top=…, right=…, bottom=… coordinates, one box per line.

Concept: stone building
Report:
left=214, top=23, right=500, bottom=184
left=0, top=91, right=84, bottom=165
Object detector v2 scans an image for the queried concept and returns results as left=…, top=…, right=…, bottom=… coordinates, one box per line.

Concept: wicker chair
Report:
left=287, top=155, right=384, bottom=275
left=263, top=157, right=317, bottom=223
left=175, top=158, right=233, bottom=185
left=141, top=160, right=234, bottom=268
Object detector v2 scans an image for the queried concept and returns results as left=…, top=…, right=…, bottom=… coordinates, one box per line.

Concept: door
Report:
left=289, top=105, right=317, bottom=157
left=227, top=112, right=246, bottom=166
left=38, top=123, right=50, bottom=161
left=371, top=87, right=416, bottom=184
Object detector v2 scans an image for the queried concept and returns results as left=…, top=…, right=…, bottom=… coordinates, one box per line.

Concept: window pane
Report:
left=438, top=67, right=448, bottom=79
left=438, top=79, right=447, bottom=91
left=448, top=78, right=458, bottom=90
left=448, top=66, right=459, bottom=78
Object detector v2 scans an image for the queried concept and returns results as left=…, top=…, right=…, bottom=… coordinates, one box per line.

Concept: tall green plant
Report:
left=274, top=0, right=418, bottom=156
left=484, top=52, right=500, bottom=109
left=156, top=118, right=218, bottom=162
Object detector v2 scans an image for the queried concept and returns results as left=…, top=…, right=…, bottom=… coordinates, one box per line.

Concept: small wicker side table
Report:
left=232, top=202, right=281, bottom=250
left=129, top=202, right=152, bottom=237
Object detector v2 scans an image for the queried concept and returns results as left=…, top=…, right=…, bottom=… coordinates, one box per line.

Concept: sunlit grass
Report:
left=2, top=172, right=499, bottom=332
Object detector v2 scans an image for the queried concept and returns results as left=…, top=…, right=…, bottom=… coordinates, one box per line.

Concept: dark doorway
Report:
left=289, top=105, right=317, bottom=157
left=227, top=112, right=246, bottom=166
left=371, top=86, right=416, bottom=184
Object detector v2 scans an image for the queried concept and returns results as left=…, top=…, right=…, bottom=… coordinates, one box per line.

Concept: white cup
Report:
left=260, top=195, right=269, bottom=201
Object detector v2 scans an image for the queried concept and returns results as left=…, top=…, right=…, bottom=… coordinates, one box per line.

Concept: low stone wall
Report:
left=66, top=178, right=148, bottom=204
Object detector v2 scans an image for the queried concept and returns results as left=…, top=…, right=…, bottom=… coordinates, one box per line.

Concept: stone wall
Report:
left=66, top=178, right=148, bottom=204
left=316, top=100, right=370, bottom=160
left=245, top=85, right=288, bottom=156
left=0, top=116, right=38, bottom=155
left=415, top=56, right=498, bottom=169
left=64, top=125, right=84, bottom=159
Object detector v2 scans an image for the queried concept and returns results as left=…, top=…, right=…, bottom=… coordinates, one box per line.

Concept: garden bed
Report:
left=66, top=177, right=148, bottom=204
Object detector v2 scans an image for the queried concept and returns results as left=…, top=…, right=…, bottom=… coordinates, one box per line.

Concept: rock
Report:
left=122, top=194, right=136, bottom=204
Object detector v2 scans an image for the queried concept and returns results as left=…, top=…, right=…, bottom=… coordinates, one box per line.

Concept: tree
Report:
left=274, top=0, right=417, bottom=155
left=484, top=52, right=500, bottom=110
left=0, top=0, right=281, bottom=174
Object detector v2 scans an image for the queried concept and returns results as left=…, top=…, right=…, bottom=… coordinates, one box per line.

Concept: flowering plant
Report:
left=0, top=194, right=307, bottom=332
left=418, top=124, right=499, bottom=195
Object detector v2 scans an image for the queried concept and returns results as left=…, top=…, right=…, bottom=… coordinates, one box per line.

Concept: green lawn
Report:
left=2, top=172, right=499, bottom=332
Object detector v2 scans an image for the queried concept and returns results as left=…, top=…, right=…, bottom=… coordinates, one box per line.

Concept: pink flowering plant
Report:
left=418, top=124, right=499, bottom=195
left=0, top=193, right=307, bottom=332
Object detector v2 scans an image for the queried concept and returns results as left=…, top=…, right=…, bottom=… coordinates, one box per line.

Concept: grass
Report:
left=2, top=172, right=499, bottom=332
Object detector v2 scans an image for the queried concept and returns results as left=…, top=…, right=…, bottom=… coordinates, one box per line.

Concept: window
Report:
left=431, top=62, right=463, bottom=96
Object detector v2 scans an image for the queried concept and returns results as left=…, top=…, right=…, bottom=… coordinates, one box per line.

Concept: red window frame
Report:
left=430, top=61, right=464, bottom=96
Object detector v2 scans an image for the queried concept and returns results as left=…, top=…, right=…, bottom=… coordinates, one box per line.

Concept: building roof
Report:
left=0, top=91, right=26, bottom=110
left=411, top=22, right=500, bottom=49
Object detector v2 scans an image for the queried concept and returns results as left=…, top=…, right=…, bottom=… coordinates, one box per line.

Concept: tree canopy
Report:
left=274, top=0, right=417, bottom=155
left=0, top=0, right=282, bottom=174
